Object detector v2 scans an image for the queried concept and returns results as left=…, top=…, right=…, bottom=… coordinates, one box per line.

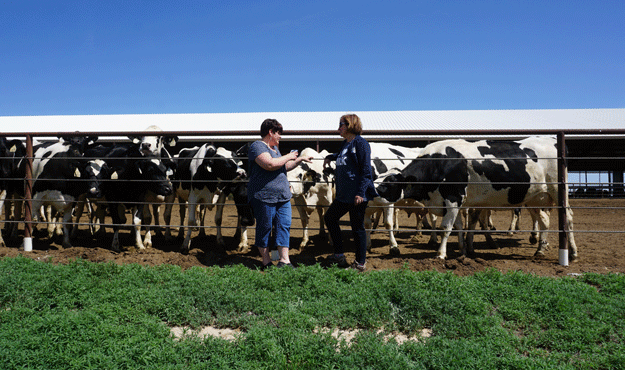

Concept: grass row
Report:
left=0, top=256, right=623, bottom=369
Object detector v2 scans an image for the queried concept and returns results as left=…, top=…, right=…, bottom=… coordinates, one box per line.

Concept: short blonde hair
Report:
left=339, top=114, right=362, bottom=135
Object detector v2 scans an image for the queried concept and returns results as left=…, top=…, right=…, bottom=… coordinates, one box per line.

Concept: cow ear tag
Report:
left=9, top=145, right=16, bottom=153
left=111, top=171, right=118, bottom=180
left=166, top=169, right=174, bottom=177
left=74, top=168, right=81, bottom=178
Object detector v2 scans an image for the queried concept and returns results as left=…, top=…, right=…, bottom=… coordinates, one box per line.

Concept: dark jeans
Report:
left=323, top=200, right=368, bottom=265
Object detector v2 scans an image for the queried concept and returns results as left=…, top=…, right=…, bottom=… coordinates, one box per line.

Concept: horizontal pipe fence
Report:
left=2, top=129, right=625, bottom=265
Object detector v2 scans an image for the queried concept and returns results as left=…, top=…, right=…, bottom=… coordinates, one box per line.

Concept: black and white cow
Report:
left=129, top=125, right=178, bottom=157
left=100, top=144, right=174, bottom=251
left=29, top=136, right=99, bottom=248
left=171, top=144, right=246, bottom=252
left=365, top=142, right=430, bottom=255
left=376, top=136, right=578, bottom=261
left=0, top=138, right=26, bottom=247
left=287, top=147, right=335, bottom=248
left=128, top=125, right=178, bottom=241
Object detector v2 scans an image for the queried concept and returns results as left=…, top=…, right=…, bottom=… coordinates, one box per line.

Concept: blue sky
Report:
left=2, top=0, right=624, bottom=116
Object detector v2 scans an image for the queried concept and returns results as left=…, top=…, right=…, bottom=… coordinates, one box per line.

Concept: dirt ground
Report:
left=1, top=199, right=623, bottom=277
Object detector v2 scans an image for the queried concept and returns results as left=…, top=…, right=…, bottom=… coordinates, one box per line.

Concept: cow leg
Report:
left=300, top=206, right=311, bottom=248
left=163, top=194, right=175, bottom=241
left=197, top=205, right=208, bottom=236
left=436, top=207, right=459, bottom=259
left=385, top=205, right=400, bottom=256
left=141, top=205, right=153, bottom=249
left=427, top=213, right=438, bottom=247
left=465, top=209, right=481, bottom=255
left=152, top=204, right=163, bottom=238
left=9, top=197, right=22, bottom=239
left=90, top=201, right=107, bottom=238
left=177, top=200, right=187, bottom=238
left=566, top=206, right=578, bottom=261
left=237, top=217, right=249, bottom=253
left=46, top=205, right=56, bottom=239
left=528, top=209, right=540, bottom=244
left=133, top=206, right=146, bottom=249
left=508, top=208, right=522, bottom=235
left=454, top=210, right=466, bottom=256
left=181, top=193, right=199, bottom=252
left=61, top=210, right=74, bottom=249
left=70, top=195, right=88, bottom=239
left=215, top=192, right=227, bottom=247
left=531, top=208, right=550, bottom=258
left=109, top=204, right=126, bottom=252
left=479, top=209, right=497, bottom=249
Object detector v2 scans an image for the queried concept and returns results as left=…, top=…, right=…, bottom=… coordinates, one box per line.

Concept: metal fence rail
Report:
left=2, top=129, right=625, bottom=266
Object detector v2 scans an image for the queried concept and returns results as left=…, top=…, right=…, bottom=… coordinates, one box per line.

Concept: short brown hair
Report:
left=260, top=118, right=283, bottom=137
left=339, top=114, right=362, bottom=135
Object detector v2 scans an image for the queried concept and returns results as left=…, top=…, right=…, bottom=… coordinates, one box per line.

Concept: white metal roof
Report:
left=1, top=109, right=623, bottom=141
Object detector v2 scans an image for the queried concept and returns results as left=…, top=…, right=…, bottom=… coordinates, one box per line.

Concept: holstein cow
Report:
left=100, top=144, right=174, bottom=251
left=376, top=136, right=578, bottom=261
left=0, top=138, right=26, bottom=247
left=287, top=147, right=334, bottom=248
left=365, top=142, right=431, bottom=255
left=29, top=136, right=99, bottom=248
left=128, top=125, right=178, bottom=240
left=172, top=144, right=246, bottom=252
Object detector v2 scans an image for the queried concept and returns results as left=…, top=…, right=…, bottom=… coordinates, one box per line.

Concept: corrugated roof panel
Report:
left=0, top=109, right=623, bottom=135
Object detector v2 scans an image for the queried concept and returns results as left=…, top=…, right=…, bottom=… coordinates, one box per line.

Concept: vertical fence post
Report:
left=557, top=132, right=568, bottom=266
left=23, top=135, right=34, bottom=252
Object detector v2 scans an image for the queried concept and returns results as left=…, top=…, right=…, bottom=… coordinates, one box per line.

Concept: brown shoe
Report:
left=349, top=261, right=366, bottom=272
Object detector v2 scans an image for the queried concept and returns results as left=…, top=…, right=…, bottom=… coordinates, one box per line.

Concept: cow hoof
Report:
left=533, top=250, right=546, bottom=259
left=529, top=235, right=538, bottom=245
left=389, top=246, right=400, bottom=256
left=436, top=255, right=446, bottom=260
left=238, top=244, right=249, bottom=253
left=62, top=242, right=73, bottom=249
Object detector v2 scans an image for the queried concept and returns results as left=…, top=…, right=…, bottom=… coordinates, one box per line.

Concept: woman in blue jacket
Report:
left=323, top=114, right=378, bottom=271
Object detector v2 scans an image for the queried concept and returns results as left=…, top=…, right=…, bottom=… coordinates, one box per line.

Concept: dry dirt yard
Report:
left=1, top=199, right=624, bottom=277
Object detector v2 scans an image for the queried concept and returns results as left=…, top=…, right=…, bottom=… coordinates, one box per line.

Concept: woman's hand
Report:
left=354, top=195, right=364, bottom=205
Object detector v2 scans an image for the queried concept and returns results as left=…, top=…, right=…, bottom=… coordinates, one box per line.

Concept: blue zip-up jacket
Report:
left=325, top=135, right=378, bottom=203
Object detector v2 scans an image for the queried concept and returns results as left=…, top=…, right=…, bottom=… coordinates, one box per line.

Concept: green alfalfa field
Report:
left=0, top=256, right=623, bottom=369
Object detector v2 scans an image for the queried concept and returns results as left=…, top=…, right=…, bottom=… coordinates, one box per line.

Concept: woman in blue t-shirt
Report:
left=323, top=114, right=378, bottom=272
left=248, top=119, right=312, bottom=269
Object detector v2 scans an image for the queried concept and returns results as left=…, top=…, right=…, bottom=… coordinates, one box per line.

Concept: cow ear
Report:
left=164, top=136, right=178, bottom=147
left=206, top=146, right=217, bottom=157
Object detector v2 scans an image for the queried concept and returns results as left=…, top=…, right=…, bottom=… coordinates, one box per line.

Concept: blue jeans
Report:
left=323, top=200, right=368, bottom=265
left=250, top=198, right=292, bottom=249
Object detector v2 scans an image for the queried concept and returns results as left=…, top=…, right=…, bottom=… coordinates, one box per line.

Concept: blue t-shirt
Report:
left=247, top=140, right=292, bottom=203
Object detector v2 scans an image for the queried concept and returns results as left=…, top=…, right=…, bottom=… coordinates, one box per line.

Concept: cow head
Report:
left=59, top=135, right=99, bottom=157
left=0, top=138, right=25, bottom=180
left=135, top=158, right=174, bottom=199
left=376, top=173, right=407, bottom=203
left=208, top=147, right=247, bottom=182
left=129, top=125, right=178, bottom=157
left=84, top=159, right=111, bottom=199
